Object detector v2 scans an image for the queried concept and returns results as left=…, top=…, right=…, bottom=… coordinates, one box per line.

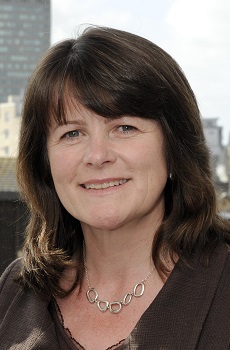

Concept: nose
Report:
left=83, top=135, right=116, bottom=168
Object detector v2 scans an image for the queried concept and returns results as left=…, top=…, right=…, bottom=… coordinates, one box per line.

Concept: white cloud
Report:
left=51, top=0, right=134, bottom=43
left=166, top=0, right=230, bottom=143
left=51, top=0, right=172, bottom=44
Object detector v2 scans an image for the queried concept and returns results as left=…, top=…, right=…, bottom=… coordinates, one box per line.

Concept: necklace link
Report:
left=109, top=302, right=122, bottom=314
left=123, top=292, right=133, bottom=305
left=133, top=282, right=145, bottom=297
left=97, top=300, right=109, bottom=312
left=86, top=288, right=98, bottom=303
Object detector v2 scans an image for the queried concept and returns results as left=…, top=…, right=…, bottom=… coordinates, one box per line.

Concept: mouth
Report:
left=81, top=179, right=129, bottom=190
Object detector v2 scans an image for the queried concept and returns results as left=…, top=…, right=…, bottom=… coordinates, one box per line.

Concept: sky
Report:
left=51, top=0, right=230, bottom=144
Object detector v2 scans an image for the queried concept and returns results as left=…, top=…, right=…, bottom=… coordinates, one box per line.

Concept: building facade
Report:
left=202, top=118, right=228, bottom=183
left=0, top=0, right=50, bottom=103
left=0, top=95, right=21, bottom=157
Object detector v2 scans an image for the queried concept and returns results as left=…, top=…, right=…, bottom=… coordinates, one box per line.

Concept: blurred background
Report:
left=0, top=0, right=230, bottom=274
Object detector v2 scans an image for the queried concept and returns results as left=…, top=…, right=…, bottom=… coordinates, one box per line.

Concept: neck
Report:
left=81, top=216, right=161, bottom=285
left=79, top=216, right=166, bottom=315
left=83, top=240, right=155, bottom=314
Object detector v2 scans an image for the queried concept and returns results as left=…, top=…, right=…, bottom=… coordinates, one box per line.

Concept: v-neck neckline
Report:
left=51, top=255, right=180, bottom=349
left=50, top=242, right=229, bottom=349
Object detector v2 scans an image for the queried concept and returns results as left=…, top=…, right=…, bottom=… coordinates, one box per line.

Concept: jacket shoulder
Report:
left=0, top=259, right=59, bottom=349
left=0, top=258, right=22, bottom=299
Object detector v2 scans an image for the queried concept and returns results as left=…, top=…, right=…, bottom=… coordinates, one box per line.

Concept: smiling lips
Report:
left=81, top=179, right=128, bottom=190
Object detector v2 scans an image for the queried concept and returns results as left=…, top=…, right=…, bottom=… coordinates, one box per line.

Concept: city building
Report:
left=202, top=117, right=228, bottom=183
left=0, top=95, right=21, bottom=157
left=0, top=0, right=50, bottom=103
left=202, top=117, right=230, bottom=219
left=228, top=140, right=230, bottom=194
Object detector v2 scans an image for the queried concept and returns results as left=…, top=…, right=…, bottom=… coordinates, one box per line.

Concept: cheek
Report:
left=49, top=148, right=78, bottom=184
left=140, top=144, right=167, bottom=178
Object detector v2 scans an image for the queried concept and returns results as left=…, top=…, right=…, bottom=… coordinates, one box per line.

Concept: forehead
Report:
left=47, top=78, right=162, bottom=131
left=49, top=89, right=128, bottom=128
left=49, top=100, right=99, bottom=127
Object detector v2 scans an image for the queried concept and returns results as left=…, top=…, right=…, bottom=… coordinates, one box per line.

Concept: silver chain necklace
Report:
left=83, top=243, right=154, bottom=314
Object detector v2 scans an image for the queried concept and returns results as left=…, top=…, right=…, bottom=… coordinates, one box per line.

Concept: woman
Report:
left=0, top=26, right=230, bottom=350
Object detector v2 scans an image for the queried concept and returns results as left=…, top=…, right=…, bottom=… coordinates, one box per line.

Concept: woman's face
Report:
left=47, top=103, right=168, bottom=231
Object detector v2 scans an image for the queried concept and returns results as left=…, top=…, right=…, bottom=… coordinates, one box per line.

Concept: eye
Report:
left=118, top=125, right=137, bottom=133
left=63, top=130, right=80, bottom=139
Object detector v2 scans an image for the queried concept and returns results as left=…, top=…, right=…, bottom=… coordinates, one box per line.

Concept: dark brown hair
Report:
left=17, top=26, right=230, bottom=299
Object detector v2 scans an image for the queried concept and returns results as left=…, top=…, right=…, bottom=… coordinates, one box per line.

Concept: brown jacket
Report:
left=0, top=242, right=230, bottom=349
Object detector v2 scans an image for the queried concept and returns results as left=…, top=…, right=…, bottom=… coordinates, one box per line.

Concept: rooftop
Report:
left=0, top=157, right=18, bottom=192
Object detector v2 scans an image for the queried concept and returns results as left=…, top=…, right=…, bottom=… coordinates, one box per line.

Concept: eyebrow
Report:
left=54, top=119, right=87, bottom=130
left=55, top=116, right=125, bottom=129
left=64, top=119, right=87, bottom=126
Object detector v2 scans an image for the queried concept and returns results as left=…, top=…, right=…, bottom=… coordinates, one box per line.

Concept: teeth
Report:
left=84, top=179, right=128, bottom=190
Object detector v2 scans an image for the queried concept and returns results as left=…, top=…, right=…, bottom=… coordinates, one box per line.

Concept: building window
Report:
left=3, top=129, right=9, bottom=138
left=4, top=112, right=10, bottom=121
left=2, top=146, right=9, bottom=156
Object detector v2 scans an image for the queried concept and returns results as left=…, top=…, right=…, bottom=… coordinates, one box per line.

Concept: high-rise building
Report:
left=0, top=95, right=21, bottom=157
left=202, top=117, right=228, bottom=185
left=0, top=0, right=50, bottom=103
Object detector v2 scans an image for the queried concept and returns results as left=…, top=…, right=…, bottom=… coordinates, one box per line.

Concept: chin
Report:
left=85, top=215, right=125, bottom=231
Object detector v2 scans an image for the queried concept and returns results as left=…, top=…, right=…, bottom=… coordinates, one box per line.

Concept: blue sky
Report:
left=51, top=0, right=230, bottom=144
